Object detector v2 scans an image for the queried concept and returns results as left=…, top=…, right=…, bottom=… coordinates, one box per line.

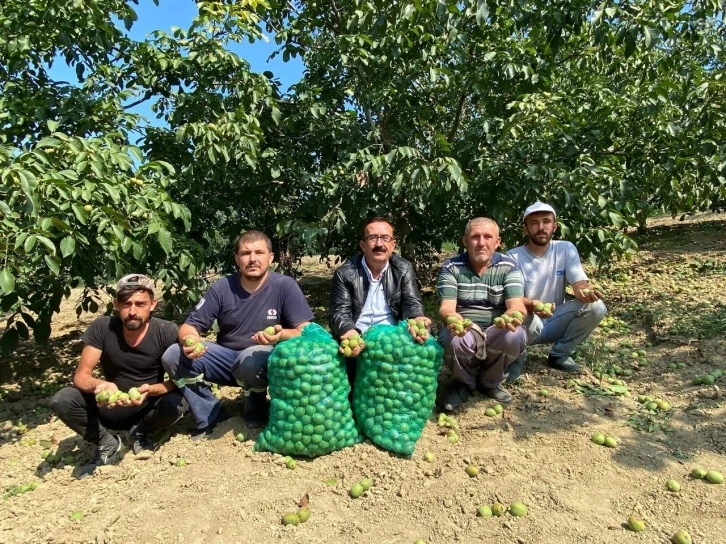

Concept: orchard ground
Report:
left=1, top=213, right=725, bottom=544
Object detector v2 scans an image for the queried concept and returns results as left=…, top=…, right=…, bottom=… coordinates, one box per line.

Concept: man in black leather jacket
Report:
left=329, top=217, right=430, bottom=387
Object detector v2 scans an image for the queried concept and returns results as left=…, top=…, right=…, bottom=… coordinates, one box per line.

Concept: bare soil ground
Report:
left=1, top=213, right=725, bottom=544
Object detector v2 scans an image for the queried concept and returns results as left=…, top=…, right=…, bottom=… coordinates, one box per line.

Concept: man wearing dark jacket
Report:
left=329, top=217, right=430, bottom=386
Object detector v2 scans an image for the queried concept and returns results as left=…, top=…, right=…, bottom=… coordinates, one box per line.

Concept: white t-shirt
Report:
left=507, top=241, right=588, bottom=305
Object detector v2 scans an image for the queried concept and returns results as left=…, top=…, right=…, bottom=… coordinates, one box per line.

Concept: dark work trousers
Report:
left=51, top=386, right=188, bottom=444
left=346, top=357, right=358, bottom=402
left=161, top=342, right=274, bottom=429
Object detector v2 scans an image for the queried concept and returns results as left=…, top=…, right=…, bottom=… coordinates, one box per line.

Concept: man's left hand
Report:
left=494, top=312, right=524, bottom=332
left=574, top=283, right=600, bottom=303
left=252, top=324, right=283, bottom=346
left=126, top=384, right=151, bottom=406
left=407, top=316, right=432, bottom=344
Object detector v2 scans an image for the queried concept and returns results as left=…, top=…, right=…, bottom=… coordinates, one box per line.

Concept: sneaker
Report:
left=130, top=433, right=156, bottom=455
left=243, top=392, right=270, bottom=429
left=547, top=355, right=582, bottom=373
left=481, top=385, right=513, bottom=404
left=443, top=385, right=473, bottom=412
left=190, top=407, right=231, bottom=442
left=90, top=434, right=122, bottom=466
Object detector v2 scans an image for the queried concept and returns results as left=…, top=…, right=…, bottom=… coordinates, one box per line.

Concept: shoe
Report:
left=243, top=392, right=270, bottom=429
left=505, top=358, right=526, bottom=383
left=547, top=355, right=582, bottom=373
left=90, top=434, right=122, bottom=466
left=190, top=407, right=231, bottom=441
left=443, top=385, right=473, bottom=412
left=128, top=429, right=157, bottom=456
left=481, top=385, right=513, bottom=403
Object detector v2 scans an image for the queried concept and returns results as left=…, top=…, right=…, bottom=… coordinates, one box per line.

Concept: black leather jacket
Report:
left=329, top=253, right=425, bottom=338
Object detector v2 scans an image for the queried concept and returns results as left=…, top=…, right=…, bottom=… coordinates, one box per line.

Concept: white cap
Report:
left=523, top=202, right=556, bottom=222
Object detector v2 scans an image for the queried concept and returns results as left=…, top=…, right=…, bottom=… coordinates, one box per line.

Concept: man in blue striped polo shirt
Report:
left=437, top=218, right=528, bottom=410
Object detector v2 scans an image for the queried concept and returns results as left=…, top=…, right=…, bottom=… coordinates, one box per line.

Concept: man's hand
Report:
left=530, top=299, right=556, bottom=319
left=251, top=324, right=283, bottom=346
left=493, top=310, right=524, bottom=332
left=93, top=382, right=118, bottom=395
left=407, top=317, right=432, bottom=344
left=573, top=282, right=601, bottom=303
left=445, top=314, right=472, bottom=337
left=339, top=329, right=365, bottom=358
left=182, top=335, right=207, bottom=360
left=93, top=382, right=118, bottom=407
left=125, top=384, right=150, bottom=406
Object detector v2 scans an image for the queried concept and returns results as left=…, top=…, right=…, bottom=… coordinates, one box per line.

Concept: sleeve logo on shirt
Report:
left=556, top=270, right=565, bottom=277
left=267, top=309, right=278, bottom=320
left=195, top=298, right=206, bottom=310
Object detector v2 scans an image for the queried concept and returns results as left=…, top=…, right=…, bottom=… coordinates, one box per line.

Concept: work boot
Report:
left=480, top=385, right=513, bottom=404
left=505, top=354, right=527, bottom=383
left=243, top=392, right=270, bottom=429
left=547, top=354, right=582, bottom=373
left=190, top=407, right=231, bottom=441
left=443, top=384, right=473, bottom=412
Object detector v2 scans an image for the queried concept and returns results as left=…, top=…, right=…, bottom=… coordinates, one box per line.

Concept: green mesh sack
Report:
left=353, top=321, right=443, bottom=456
left=255, top=323, right=362, bottom=457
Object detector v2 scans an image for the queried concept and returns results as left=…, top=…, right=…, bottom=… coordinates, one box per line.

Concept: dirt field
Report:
left=1, top=214, right=725, bottom=544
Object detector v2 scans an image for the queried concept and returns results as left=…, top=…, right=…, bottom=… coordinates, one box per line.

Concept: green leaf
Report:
left=15, top=321, right=29, bottom=340
left=157, top=228, right=173, bottom=254
left=608, top=384, right=629, bottom=395
left=0, top=329, right=19, bottom=356
left=608, top=212, right=624, bottom=229
left=60, top=236, right=76, bottom=258
left=71, top=203, right=88, bottom=225
left=44, top=255, right=60, bottom=276
left=132, top=242, right=143, bottom=260
left=36, top=137, right=60, bottom=148
left=128, top=146, right=144, bottom=162
left=0, top=269, right=16, bottom=294
left=643, top=26, right=657, bottom=48
left=475, top=1, right=489, bottom=25
left=24, top=235, right=37, bottom=252
left=36, top=235, right=56, bottom=254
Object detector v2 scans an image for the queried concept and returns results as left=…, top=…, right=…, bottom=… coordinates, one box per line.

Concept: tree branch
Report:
left=124, top=91, right=154, bottom=110
left=448, top=90, right=468, bottom=142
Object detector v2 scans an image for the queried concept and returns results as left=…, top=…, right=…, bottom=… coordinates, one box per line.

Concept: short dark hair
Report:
left=116, top=286, right=154, bottom=303
left=360, top=217, right=395, bottom=240
left=235, top=230, right=272, bottom=253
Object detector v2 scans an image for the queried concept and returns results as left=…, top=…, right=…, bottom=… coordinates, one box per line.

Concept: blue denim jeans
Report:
left=508, top=299, right=607, bottom=377
left=161, top=342, right=273, bottom=429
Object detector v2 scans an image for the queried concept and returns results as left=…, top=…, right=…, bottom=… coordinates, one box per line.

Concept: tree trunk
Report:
left=636, top=209, right=648, bottom=235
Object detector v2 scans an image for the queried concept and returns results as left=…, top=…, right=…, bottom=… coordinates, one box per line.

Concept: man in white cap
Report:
left=506, top=202, right=607, bottom=379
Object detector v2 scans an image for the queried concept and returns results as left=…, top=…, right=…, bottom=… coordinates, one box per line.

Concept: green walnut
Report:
left=509, top=501, right=527, bottom=517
